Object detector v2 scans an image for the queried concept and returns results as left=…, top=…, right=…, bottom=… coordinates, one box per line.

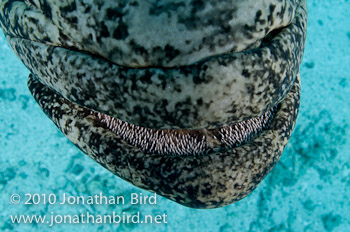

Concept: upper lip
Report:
left=8, top=16, right=303, bottom=130
left=0, top=0, right=306, bottom=130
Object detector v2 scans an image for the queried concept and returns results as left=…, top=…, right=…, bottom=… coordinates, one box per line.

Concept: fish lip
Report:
left=7, top=15, right=303, bottom=130
left=93, top=102, right=277, bottom=156
left=3, top=0, right=306, bottom=130
left=1, top=0, right=307, bottom=131
left=27, top=72, right=300, bottom=208
left=29, top=73, right=278, bottom=157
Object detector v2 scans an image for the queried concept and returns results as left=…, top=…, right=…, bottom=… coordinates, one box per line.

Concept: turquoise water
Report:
left=0, top=1, right=349, bottom=231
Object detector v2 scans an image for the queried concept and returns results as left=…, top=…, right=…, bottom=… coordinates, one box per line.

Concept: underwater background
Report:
left=0, top=0, right=349, bottom=231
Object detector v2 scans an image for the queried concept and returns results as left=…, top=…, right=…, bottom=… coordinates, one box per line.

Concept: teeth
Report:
left=96, top=107, right=275, bottom=156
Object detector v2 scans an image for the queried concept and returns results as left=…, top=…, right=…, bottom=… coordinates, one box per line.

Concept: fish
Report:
left=0, top=0, right=307, bottom=208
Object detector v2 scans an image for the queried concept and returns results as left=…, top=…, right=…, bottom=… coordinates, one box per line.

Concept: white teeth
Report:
left=96, top=108, right=275, bottom=156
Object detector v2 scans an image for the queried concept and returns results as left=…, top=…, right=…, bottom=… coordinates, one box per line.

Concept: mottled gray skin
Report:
left=0, top=0, right=307, bottom=208
left=1, top=0, right=305, bottom=129
left=28, top=73, right=300, bottom=208
left=1, top=0, right=298, bottom=67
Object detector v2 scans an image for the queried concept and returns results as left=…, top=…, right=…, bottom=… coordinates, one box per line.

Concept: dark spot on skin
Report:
left=190, top=0, right=205, bottom=12
left=107, top=8, right=124, bottom=20
left=40, top=1, right=53, bottom=19
left=156, top=74, right=167, bottom=90
left=192, top=68, right=213, bottom=85
left=243, top=24, right=255, bottom=39
left=164, top=44, right=180, bottom=61
left=108, top=47, right=124, bottom=61
left=28, top=17, right=39, bottom=25
left=245, top=83, right=255, bottom=98
left=129, top=40, right=149, bottom=59
left=268, top=4, right=276, bottom=24
left=100, top=22, right=110, bottom=38
left=140, top=69, right=153, bottom=84
left=130, top=1, right=139, bottom=7
left=174, top=97, right=195, bottom=119
left=201, top=183, right=213, bottom=196
left=58, top=31, right=70, bottom=44
left=242, top=69, right=251, bottom=78
left=70, top=88, right=79, bottom=102
left=255, top=10, right=263, bottom=24
left=185, top=185, right=200, bottom=202
left=131, top=79, right=138, bottom=91
left=174, top=85, right=183, bottom=93
left=66, top=16, right=78, bottom=27
left=81, top=2, right=91, bottom=14
left=132, top=105, right=157, bottom=125
left=106, top=7, right=129, bottom=40
left=149, top=2, right=185, bottom=17
left=60, top=2, right=77, bottom=13
left=113, top=22, right=129, bottom=40
left=150, top=45, right=181, bottom=64
left=85, top=79, right=97, bottom=97
left=160, top=99, right=168, bottom=108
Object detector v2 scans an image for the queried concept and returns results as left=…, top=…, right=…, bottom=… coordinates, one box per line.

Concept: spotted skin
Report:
left=1, top=0, right=299, bottom=67
left=28, top=73, right=300, bottom=208
left=2, top=0, right=307, bottom=129
left=0, top=0, right=307, bottom=208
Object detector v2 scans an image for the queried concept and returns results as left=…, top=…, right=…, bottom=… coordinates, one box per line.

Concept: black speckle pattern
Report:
left=3, top=1, right=307, bottom=129
left=1, top=0, right=301, bottom=67
left=0, top=0, right=307, bottom=208
left=28, top=73, right=300, bottom=208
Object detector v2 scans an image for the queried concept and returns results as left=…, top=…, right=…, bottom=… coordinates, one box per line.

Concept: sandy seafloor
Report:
left=0, top=1, right=349, bottom=231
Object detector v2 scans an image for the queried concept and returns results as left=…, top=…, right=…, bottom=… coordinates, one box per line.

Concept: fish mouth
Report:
left=3, top=0, right=307, bottom=208
left=94, top=106, right=276, bottom=156
left=27, top=72, right=300, bottom=208
left=8, top=1, right=306, bottom=156
left=30, top=72, right=277, bottom=156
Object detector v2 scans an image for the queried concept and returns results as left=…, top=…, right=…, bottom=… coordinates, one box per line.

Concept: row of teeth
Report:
left=96, top=109, right=274, bottom=156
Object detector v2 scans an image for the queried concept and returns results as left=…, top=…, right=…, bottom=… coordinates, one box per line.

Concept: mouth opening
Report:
left=28, top=74, right=282, bottom=158
left=93, top=105, right=277, bottom=156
